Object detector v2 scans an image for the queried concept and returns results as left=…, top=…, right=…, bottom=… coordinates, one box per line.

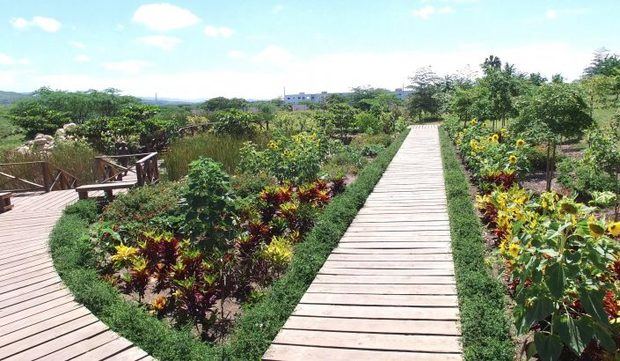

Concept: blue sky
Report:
left=0, top=0, right=619, bottom=100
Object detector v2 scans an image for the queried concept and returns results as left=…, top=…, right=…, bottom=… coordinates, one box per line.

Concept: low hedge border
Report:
left=438, top=127, right=514, bottom=360
left=50, top=129, right=410, bottom=361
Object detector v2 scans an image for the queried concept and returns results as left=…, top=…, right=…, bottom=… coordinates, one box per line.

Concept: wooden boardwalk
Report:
left=264, top=125, right=462, bottom=361
left=0, top=186, right=153, bottom=360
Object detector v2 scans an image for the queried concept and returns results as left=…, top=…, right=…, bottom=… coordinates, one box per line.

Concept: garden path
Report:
left=0, top=180, right=154, bottom=359
left=263, top=125, right=462, bottom=361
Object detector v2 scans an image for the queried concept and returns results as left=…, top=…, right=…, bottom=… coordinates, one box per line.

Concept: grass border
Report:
left=50, top=129, right=410, bottom=361
left=439, top=127, right=514, bottom=360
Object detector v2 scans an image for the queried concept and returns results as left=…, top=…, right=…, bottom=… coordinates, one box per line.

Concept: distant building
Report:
left=282, top=88, right=412, bottom=104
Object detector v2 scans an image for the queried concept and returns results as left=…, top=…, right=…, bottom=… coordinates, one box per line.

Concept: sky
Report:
left=0, top=0, right=619, bottom=100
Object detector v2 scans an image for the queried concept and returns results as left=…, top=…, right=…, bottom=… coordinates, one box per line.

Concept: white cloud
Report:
left=102, top=60, right=151, bottom=74
left=0, top=53, right=15, bottom=65
left=545, top=9, right=558, bottom=20
left=10, top=16, right=61, bottom=32
left=203, top=25, right=234, bottom=38
left=74, top=54, right=91, bottom=63
left=272, top=4, right=284, bottom=14
left=5, top=42, right=598, bottom=101
left=69, top=41, right=86, bottom=49
left=227, top=50, right=246, bottom=59
left=0, top=53, right=30, bottom=66
left=253, top=45, right=293, bottom=66
left=132, top=3, right=200, bottom=31
left=412, top=6, right=453, bottom=20
left=137, top=35, right=181, bottom=51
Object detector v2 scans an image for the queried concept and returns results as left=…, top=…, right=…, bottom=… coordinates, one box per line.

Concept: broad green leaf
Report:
left=534, top=333, right=563, bottom=361
left=557, top=315, right=589, bottom=354
left=579, top=288, right=609, bottom=325
left=518, top=297, right=554, bottom=333
left=545, top=263, right=564, bottom=299
left=592, top=321, right=616, bottom=353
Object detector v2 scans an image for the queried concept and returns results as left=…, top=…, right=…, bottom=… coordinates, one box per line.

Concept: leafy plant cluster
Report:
left=450, top=119, right=529, bottom=192
left=89, top=155, right=347, bottom=340
left=557, top=118, right=620, bottom=218
left=446, top=121, right=619, bottom=360
left=49, top=130, right=408, bottom=360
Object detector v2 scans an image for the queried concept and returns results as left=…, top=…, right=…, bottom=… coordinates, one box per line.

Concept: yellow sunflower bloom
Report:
left=508, top=243, right=521, bottom=258
left=508, top=155, right=517, bottom=165
left=516, top=139, right=526, bottom=148
left=608, top=222, right=620, bottom=237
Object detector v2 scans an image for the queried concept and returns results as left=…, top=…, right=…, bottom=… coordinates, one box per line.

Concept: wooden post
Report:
left=41, top=162, right=52, bottom=192
left=136, top=162, right=144, bottom=186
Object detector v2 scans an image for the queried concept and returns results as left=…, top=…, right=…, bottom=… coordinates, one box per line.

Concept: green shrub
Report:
left=101, top=181, right=182, bottom=239
left=181, top=157, right=238, bottom=250
left=354, top=111, right=381, bottom=134
left=438, top=128, right=513, bottom=360
left=211, top=109, right=256, bottom=136
left=238, top=132, right=325, bottom=184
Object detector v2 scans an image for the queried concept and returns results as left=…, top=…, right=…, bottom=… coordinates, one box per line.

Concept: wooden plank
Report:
left=71, top=337, right=135, bottom=361
left=3, top=320, right=108, bottom=360
left=328, top=253, right=453, bottom=261
left=39, top=330, right=121, bottom=360
left=300, top=293, right=458, bottom=307
left=319, top=267, right=453, bottom=276
left=264, top=344, right=462, bottom=361
left=314, top=275, right=456, bottom=284
left=0, top=302, right=80, bottom=337
left=272, top=329, right=461, bottom=353
left=0, top=308, right=92, bottom=347
left=292, top=304, right=459, bottom=320
left=283, top=315, right=460, bottom=335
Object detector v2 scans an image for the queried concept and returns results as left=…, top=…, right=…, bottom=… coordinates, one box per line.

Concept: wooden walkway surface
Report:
left=0, top=184, right=153, bottom=360
left=264, top=125, right=462, bottom=361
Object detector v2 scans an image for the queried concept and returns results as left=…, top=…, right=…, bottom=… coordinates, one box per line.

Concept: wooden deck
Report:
left=0, top=185, right=153, bottom=359
left=263, top=125, right=462, bottom=361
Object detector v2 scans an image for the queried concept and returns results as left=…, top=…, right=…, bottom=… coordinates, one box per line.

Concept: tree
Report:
left=584, top=48, right=620, bottom=77
left=201, top=97, right=248, bottom=112
left=513, top=83, right=593, bottom=190
left=450, top=87, right=477, bottom=127
left=327, top=103, right=356, bottom=141
left=528, top=73, right=547, bottom=86
left=211, top=109, right=256, bottom=136
left=349, top=87, right=398, bottom=111
left=479, top=63, right=521, bottom=128
left=482, top=55, right=502, bottom=73
left=406, top=67, right=442, bottom=121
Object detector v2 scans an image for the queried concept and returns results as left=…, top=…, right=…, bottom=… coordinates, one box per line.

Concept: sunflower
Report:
left=608, top=222, right=620, bottom=237
left=508, top=243, right=521, bottom=258
left=516, top=139, right=526, bottom=148
left=469, top=118, right=478, bottom=126
left=508, top=154, right=518, bottom=165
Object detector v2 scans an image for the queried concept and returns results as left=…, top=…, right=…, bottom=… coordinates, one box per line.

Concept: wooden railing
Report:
left=0, top=161, right=79, bottom=192
left=94, top=152, right=159, bottom=186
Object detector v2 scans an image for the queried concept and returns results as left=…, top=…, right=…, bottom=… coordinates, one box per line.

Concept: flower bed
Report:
left=445, top=120, right=619, bottom=360
left=50, top=129, right=410, bottom=360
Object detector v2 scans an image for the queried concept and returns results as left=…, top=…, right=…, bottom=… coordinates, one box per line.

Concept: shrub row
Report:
left=50, top=129, right=410, bottom=360
left=438, top=127, right=514, bottom=360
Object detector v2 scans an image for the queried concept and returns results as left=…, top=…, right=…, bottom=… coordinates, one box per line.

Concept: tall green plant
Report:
left=513, top=83, right=593, bottom=190
left=181, top=158, right=238, bottom=251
